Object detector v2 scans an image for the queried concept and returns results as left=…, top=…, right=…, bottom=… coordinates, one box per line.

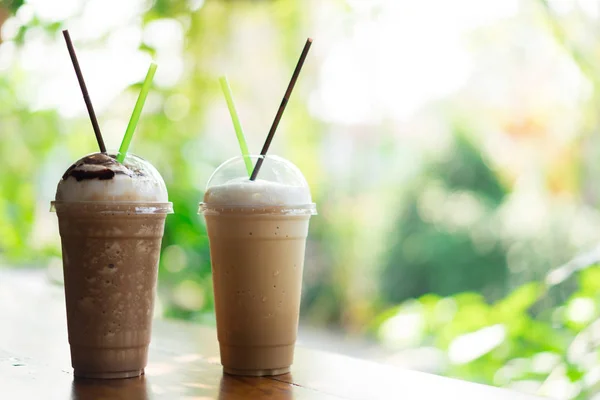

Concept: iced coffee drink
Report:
left=52, top=152, right=172, bottom=379
left=200, top=155, right=316, bottom=376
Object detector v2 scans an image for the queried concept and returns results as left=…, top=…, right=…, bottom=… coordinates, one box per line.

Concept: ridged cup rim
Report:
left=198, top=202, right=317, bottom=216
left=50, top=201, right=174, bottom=214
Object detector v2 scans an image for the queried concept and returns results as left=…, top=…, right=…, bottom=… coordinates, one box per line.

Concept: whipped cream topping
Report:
left=56, top=153, right=168, bottom=202
left=203, top=178, right=312, bottom=207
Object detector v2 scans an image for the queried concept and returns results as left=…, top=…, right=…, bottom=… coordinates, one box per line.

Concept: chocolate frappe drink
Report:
left=200, top=155, right=316, bottom=376
left=52, top=152, right=172, bottom=379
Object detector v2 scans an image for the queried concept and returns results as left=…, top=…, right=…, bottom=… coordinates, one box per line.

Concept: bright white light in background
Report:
left=25, top=0, right=79, bottom=23
left=531, top=352, right=561, bottom=374
left=547, top=0, right=577, bottom=15
left=314, top=40, right=376, bottom=125
left=6, top=0, right=522, bottom=130
left=379, top=303, right=424, bottom=348
left=313, top=0, right=519, bottom=125
left=72, top=0, right=143, bottom=40
left=25, top=38, right=152, bottom=115
left=0, top=16, right=20, bottom=41
left=448, top=324, right=506, bottom=364
left=2, top=0, right=183, bottom=143
left=0, top=41, right=15, bottom=71
left=153, top=55, right=184, bottom=87
left=499, top=185, right=549, bottom=240
left=585, top=366, right=600, bottom=389
left=9, top=6, right=187, bottom=118
left=143, top=19, right=184, bottom=50
left=578, top=0, right=600, bottom=18
left=173, top=280, right=205, bottom=311
left=107, top=26, right=143, bottom=53
left=493, top=357, right=531, bottom=386
left=567, top=297, right=596, bottom=324
left=143, top=19, right=185, bottom=87
left=189, top=0, right=205, bottom=12
left=537, top=365, right=582, bottom=399
left=15, top=4, right=34, bottom=25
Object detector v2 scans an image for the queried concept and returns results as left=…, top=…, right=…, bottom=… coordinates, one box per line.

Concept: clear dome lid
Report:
left=200, top=155, right=316, bottom=214
left=205, top=155, right=309, bottom=189
left=52, top=152, right=172, bottom=212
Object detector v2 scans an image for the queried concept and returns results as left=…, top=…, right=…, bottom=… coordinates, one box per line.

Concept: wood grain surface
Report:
left=0, top=269, right=547, bottom=399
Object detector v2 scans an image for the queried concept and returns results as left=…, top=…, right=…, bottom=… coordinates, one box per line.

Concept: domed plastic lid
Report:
left=200, top=155, right=316, bottom=215
left=51, top=152, right=172, bottom=214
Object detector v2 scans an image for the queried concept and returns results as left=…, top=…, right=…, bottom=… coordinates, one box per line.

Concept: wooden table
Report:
left=0, top=269, right=547, bottom=399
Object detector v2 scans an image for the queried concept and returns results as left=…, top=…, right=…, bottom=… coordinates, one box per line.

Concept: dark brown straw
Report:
left=62, top=30, right=106, bottom=153
left=250, top=38, right=313, bottom=181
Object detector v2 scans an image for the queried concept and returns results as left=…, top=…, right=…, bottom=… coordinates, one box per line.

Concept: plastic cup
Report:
left=199, top=155, right=316, bottom=376
left=51, top=154, right=172, bottom=379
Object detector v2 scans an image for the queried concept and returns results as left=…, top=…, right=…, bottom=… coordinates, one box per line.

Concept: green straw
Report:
left=116, top=62, right=158, bottom=163
left=219, top=76, right=253, bottom=177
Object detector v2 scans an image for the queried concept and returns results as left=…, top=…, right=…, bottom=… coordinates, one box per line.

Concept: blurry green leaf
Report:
left=139, top=42, right=157, bottom=58
left=566, top=364, right=585, bottom=382
left=46, top=22, right=63, bottom=34
left=522, top=321, right=567, bottom=353
left=579, top=265, right=600, bottom=296
left=13, top=25, right=26, bottom=45
left=368, top=304, right=402, bottom=334
left=0, top=0, right=24, bottom=14
left=494, top=282, right=545, bottom=320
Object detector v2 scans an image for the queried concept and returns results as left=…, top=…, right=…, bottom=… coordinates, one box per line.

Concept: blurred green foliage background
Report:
left=3, top=0, right=600, bottom=398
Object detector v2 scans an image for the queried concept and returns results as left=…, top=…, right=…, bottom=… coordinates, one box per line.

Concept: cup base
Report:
left=223, top=366, right=290, bottom=377
left=74, top=369, right=144, bottom=379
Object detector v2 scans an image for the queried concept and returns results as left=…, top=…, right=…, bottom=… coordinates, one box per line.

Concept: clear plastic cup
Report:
left=51, top=153, right=172, bottom=379
left=199, top=155, right=316, bottom=376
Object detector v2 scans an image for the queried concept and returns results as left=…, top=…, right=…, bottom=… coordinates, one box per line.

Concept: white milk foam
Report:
left=204, top=178, right=311, bottom=207
left=56, top=154, right=168, bottom=202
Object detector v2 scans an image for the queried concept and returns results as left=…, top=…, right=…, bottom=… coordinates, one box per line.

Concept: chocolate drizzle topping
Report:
left=62, top=153, right=143, bottom=182
left=67, top=168, right=115, bottom=181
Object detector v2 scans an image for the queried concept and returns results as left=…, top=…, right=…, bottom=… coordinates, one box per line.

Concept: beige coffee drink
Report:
left=52, top=153, right=172, bottom=379
left=200, top=156, right=316, bottom=376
